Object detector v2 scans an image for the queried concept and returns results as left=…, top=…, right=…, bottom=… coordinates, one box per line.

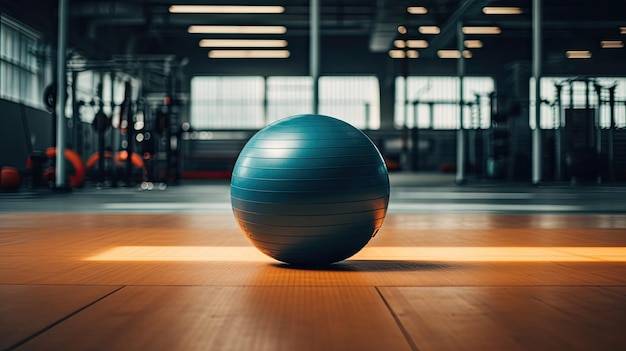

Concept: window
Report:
left=266, top=76, right=313, bottom=124
left=190, top=75, right=381, bottom=130
left=395, top=76, right=495, bottom=129
left=319, top=76, right=380, bottom=129
left=0, top=14, right=49, bottom=109
left=191, top=76, right=265, bottom=129
left=530, top=77, right=626, bottom=129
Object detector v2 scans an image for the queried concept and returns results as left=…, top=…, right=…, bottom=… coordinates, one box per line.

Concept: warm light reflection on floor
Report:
left=84, top=246, right=626, bottom=262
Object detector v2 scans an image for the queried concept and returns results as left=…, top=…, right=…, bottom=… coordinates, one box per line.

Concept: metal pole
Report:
left=555, top=84, right=563, bottom=180
left=412, top=101, right=419, bottom=171
left=428, top=102, right=434, bottom=128
left=403, top=59, right=409, bottom=128
left=456, top=21, right=466, bottom=184
left=569, top=80, right=574, bottom=108
left=585, top=80, right=593, bottom=149
left=593, top=82, right=602, bottom=154
left=310, top=0, right=319, bottom=114
left=402, top=62, right=409, bottom=170
left=71, top=70, right=78, bottom=154
left=532, top=0, right=542, bottom=185
left=263, top=76, right=269, bottom=125
left=589, top=80, right=602, bottom=184
left=485, top=93, right=494, bottom=178
left=55, top=0, right=69, bottom=189
left=110, top=71, right=118, bottom=186
left=608, top=86, right=615, bottom=181
left=364, top=102, right=370, bottom=129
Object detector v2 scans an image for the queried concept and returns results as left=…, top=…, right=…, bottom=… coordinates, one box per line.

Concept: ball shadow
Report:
left=272, top=260, right=465, bottom=272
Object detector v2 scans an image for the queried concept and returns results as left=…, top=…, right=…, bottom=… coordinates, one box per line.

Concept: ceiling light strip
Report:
left=407, top=40, right=428, bottom=48
left=419, top=26, right=440, bottom=35
left=464, top=39, right=483, bottom=48
left=437, top=50, right=472, bottom=59
left=389, top=50, right=419, bottom=59
left=566, top=50, right=592, bottom=59
left=601, top=40, right=624, bottom=48
left=209, top=50, right=290, bottom=59
left=200, top=39, right=287, bottom=48
left=394, top=40, right=428, bottom=49
left=482, top=6, right=522, bottom=15
left=188, top=25, right=287, bottom=34
left=406, top=50, right=419, bottom=58
left=170, top=5, right=284, bottom=14
left=462, top=26, right=501, bottom=35
left=393, top=40, right=406, bottom=48
left=389, top=50, right=405, bottom=59
left=407, top=6, right=428, bottom=15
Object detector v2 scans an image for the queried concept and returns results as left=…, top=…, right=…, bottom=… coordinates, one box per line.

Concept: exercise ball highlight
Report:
left=230, top=114, right=390, bottom=265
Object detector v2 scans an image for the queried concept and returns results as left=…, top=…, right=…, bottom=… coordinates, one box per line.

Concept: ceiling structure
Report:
left=4, top=0, right=626, bottom=77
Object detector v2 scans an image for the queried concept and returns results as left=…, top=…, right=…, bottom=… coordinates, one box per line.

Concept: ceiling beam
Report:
left=421, top=0, right=490, bottom=58
left=368, top=0, right=405, bottom=52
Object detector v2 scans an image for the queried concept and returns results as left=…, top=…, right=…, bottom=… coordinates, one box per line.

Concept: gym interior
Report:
left=1, top=1, right=625, bottom=350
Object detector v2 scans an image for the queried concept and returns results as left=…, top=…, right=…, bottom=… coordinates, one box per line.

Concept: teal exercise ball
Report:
left=230, top=114, right=390, bottom=265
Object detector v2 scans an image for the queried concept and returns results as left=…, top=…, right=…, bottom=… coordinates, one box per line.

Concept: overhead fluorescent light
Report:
left=407, top=6, right=428, bottom=15
left=406, top=50, right=419, bottom=58
left=566, top=50, right=591, bottom=59
left=462, top=26, right=501, bottom=34
left=209, top=50, right=290, bottom=59
left=482, top=6, right=522, bottom=15
left=188, top=25, right=287, bottom=34
left=395, top=40, right=428, bottom=49
left=394, top=40, right=406, bottom=48
left=170, top=5, right=284, bottom=14
left=199, top=39, right=287, bottom=48
left=601, top=40, right=624, bottom=48
left=437, top=50, right=472, bottom=59
left=464, top=39, right=483, bottom=48
left=407, top=40, right=428, bottom=48
left=389, top=50, right=419, bottom=59
left=438, top=50, right=460, bottom=59
left=419, top=26, right=440, bottom=35
left=621, top=27, right=626, bottom=35
left=397, top=25, right=407, bottom=34
left=389, top=50, right=405, bottom=59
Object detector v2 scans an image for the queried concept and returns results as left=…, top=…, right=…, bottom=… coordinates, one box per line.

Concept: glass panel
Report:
left=0, top=64, right=6, bottom=99
left=190, top=76, right=381, bottom=130
left=191, top=76, right=264, bottom=129
left=531, top=77, right=626, bottom=129
left=395, top=76, right=494, bottom=129
left=0, top=15, right=47, bottom=109
left=266, top=76, right=313, bottom=124
left=319, top=76, right=380, bottom=129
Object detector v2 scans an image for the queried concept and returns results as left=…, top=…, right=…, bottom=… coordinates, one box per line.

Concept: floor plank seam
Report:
left=0, top=284, right=127, bottom=287
left=375, top=286, right=420, bottom=351
left=3, top=285, right=126, bottom=351
left=597, top=285, right=626, bottom=298
left=369, top=284, right=626, bottom=288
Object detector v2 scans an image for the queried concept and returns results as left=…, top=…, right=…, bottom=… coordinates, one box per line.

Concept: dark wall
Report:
left=0, top=99, right=52, bottom=171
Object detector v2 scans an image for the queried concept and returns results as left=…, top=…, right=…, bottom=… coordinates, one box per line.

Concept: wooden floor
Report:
left=1, top=212, right=626, bottom=350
